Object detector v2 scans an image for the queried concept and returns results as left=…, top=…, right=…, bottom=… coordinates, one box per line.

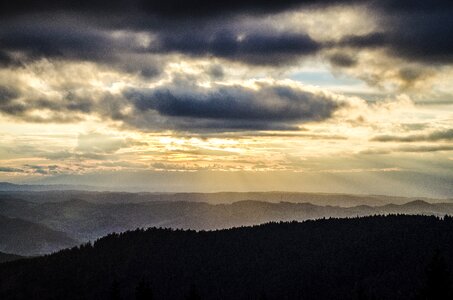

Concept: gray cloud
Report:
left=76, top=132, right=146, bottom=153
left=0, top=90, right=95, bottom=122
left=0, top=85, right=26, bottom=115
left=0, top=0, right=356, bottom=20
left=0, top=15, right=323, bottom=67
left=372, top=129, right=453, bottom=142
left=328, top=53, right=357, bottom=68
left=361, top=145, right=453, bottom=155
left=0, top=0, right=452, bottom=69
left=22, top=164, right=62, bottom=175
left=397, top=145, right=453, bottom=153
left=338, top=2, right=453, bottom=65
left=207, top=65, right=224, bottom=79
left=153, top=29, right=321, bottom=65
left=0, top=85, right=19, bottom=104
left=0, top=51, right=14, bottom=67
left=0, top=1, right=452, bottom=134
left=0, top=167, right=24, bottom=173
left=0, top=21, right=114, bottom=61
left=0, top=75, right=347, bottom=132
left=123, top=82, right=343, bottom=131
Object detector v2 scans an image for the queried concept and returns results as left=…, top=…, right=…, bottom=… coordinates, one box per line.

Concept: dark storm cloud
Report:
left=339, top=1, right=453, bottom=64
left=386, top=13, right=453, bottom=63
left=0, top=17, right=163, bottom=77
left=0, top=0, right=452, bottom=80
left=0, top=51, right=17, bottom=67
left=0, top=76, right=344, bottom=132
left=0, top=0, right=452, bottom=68
left=0, top=23, right=113, bottom=62
left=154, top=29, right=320, bottom=64
left=339, top=32, right=388, bottom=49
left=0, top=92, right=95, bottom=120
left=0, top=15, right=322, bottom=66
left=0, top=0, right=357, bottom=19
left=0, top=0, right=360, bottom=69
left=169, top=119, right=300, bottom=132
left=372, top=0, right=453, bottom=13
left=0, top=19, right=147, bottom=65
left=123, top=83, right=343, bottom=131
left=371, top=129, right=453, bottom=143
left=126, top=86, right=340, bottom=121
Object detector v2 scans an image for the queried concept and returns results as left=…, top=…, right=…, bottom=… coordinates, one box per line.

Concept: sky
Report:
left=0, top=0, right=452, bottom=197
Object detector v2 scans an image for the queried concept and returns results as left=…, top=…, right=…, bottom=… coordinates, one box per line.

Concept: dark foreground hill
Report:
left=1, top=215, right=453, bottom=300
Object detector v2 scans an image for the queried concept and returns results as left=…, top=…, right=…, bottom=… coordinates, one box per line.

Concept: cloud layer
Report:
left=124, top=82, right=343, bottom=131
left=0, top=0, right=452, bottom=196
left=1, top=0, right=453, bottom=68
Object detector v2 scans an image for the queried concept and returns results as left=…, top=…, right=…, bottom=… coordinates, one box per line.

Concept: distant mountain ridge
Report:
left=1, top=185, right=449, bottom=207
left=1, top=192, right=453, bottom=256
left=0, top=182, right=102, bottom=192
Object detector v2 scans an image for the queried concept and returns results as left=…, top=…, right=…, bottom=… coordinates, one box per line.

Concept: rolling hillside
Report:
left=0, top=252, right=22, bottom=264
left=0, top=215, right=78, bottom=256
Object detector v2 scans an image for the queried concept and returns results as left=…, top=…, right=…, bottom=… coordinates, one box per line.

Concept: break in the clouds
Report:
left=0, top=0, right=452, bottom=197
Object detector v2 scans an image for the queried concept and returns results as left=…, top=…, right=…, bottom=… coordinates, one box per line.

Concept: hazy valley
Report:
left=1, top=187, right=453, bottom=256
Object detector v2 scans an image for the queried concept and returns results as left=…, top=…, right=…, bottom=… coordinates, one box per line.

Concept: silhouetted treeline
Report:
left=1, top=215, right=453, bottom=299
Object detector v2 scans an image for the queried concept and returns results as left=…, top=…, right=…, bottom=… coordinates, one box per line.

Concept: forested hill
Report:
left=1, top=215, right=453, bottom=300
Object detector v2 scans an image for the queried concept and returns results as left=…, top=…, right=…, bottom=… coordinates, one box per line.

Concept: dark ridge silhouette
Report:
left=0, top=215, right=453, bottom=299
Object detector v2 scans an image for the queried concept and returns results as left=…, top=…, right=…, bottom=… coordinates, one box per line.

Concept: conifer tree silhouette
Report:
left=356, top=281, right=369, bottom=300
left=186, top=284, right=202, bottom=300
left=418, top=250, right=452, bottom=300
left=110, top=279, right=122, bottom=300
left=136, top=278, right=153, bottom=300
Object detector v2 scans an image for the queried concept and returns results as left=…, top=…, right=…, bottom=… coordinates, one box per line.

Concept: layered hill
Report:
left=0, top=252, right=22, bottom=264
left=1, top=194, right=453, bottom=244
left=0, top=215, right=78, bottom=256
left=1, top=188, right=445, bottom=206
